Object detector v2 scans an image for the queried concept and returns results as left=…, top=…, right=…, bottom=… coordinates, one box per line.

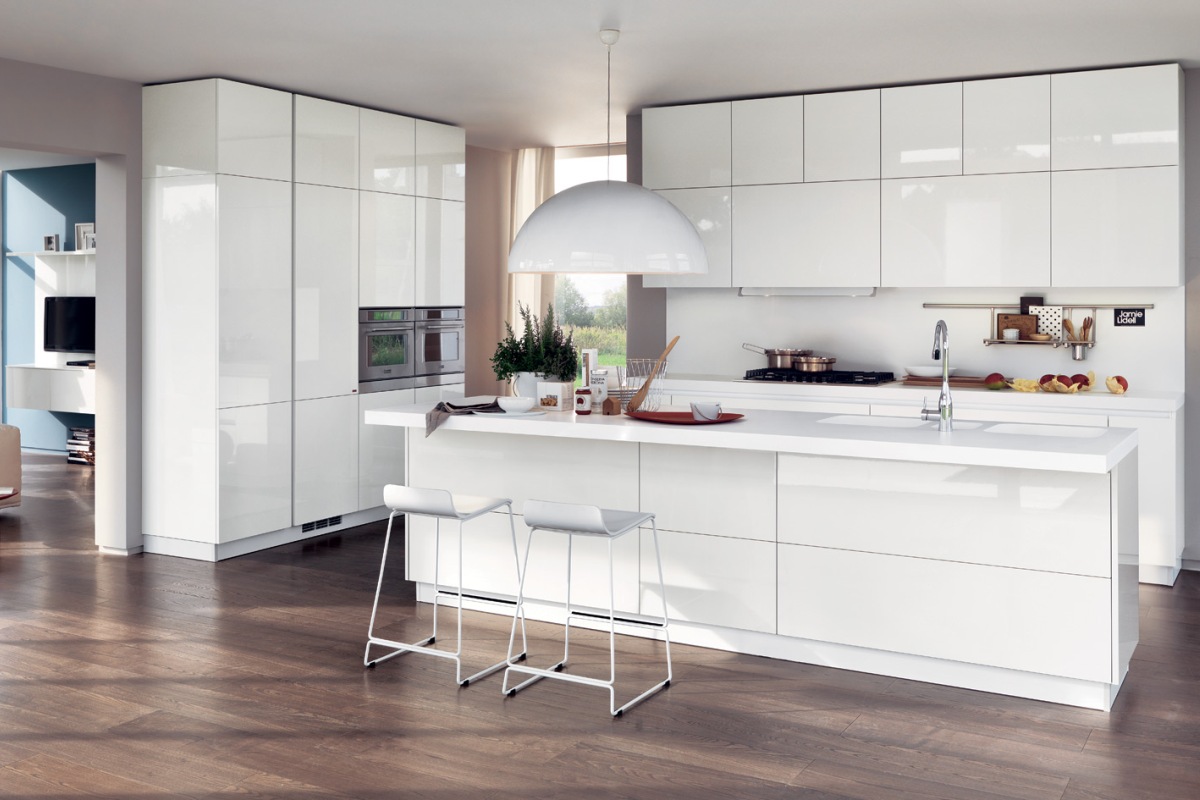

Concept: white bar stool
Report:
left=502, top=499, right=672, bottom=717
left=364, top=484, right=527, bottom=686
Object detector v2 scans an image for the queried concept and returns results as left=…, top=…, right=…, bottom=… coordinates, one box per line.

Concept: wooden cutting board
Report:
left=902, top=375, right=991, bottom=388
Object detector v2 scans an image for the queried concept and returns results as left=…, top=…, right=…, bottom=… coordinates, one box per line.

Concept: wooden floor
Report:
left=2, top=454, right=1200, bottom=799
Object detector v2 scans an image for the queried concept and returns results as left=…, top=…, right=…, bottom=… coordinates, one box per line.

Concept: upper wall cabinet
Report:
left=963, top=75, right=1050, bottom=175
left=643, top=103, right=732, bottom=189
left=144, top=79, right=292, bottom=181
left=359, top=191, right=416, bottom=307
left=732, top=96, right=803, bottom=185
left=294, top=96, right=360, bottom=189
left=643, top=187, right=733, bottom=288
left=360, top=109, right=416, bottom=195
left=416, top=198, right=466, bottom=306
left=804, top=89, right=880, bottom=182
left=1051, top=64, right=1181, bottom=171
left=881, top=83, right=962, bottom=179
left=415, top=119, right=466, bottom=201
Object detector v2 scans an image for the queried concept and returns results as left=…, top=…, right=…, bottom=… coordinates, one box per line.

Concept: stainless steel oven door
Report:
left=359, top=322, right=416, bottom=384
left=414, top=319, right=465, bottom=377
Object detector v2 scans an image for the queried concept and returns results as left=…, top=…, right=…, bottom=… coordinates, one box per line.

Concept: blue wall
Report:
left=2, top=163, right=97, bottom=451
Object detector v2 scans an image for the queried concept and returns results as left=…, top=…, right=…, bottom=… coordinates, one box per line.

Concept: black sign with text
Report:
left=1114, top=308, right=1146, bottom=327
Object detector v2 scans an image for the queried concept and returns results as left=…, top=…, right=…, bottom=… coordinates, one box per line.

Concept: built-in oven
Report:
left=359, top=308, right=415, bottom=392
left=414, top=307, right=466, bottom=381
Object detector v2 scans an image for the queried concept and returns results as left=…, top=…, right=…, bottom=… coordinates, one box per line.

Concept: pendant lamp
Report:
left=508, top=30, right=708, bottom=275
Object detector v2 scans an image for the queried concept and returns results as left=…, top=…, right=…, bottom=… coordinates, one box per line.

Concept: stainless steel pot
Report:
left=743, top=343, right=813, bottom=369
left=793, top=356, right=837, bottom=372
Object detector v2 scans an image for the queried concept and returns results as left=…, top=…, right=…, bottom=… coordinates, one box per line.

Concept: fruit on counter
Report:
left=1071, top=373, right=1091, bottom=390
left=1009, top=378, right=1041, bottom=392
left=1056, top=374, right=1074, bottom=388
left=984, top=372, right=1008, bottom=390
left=1106, top=375, right=1129, bottom=394
left=1044, top=375, right=1080, bottom=393
left=1039, top=374, right=1056, bottom=387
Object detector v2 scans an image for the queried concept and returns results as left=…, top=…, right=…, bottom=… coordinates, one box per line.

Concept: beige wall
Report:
left=624, top=112, right=668, bottom=360
left=464, top=144, right=513, bottom=396
left=1184, top=68, right=1199, bottom=566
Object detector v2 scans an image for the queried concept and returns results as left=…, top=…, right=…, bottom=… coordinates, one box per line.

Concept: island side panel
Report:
left=1113, top=453, right=1140, bottom=685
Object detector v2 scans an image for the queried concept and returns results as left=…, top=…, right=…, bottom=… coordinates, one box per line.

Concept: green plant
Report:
left=490, top=303, right=579, bottom=382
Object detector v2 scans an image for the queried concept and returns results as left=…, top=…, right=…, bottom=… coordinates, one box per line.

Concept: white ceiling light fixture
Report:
left=508, top=29, right=708, bottom=275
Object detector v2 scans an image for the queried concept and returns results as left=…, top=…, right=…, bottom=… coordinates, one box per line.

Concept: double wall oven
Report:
left=359, top=307, right=465, bottom=393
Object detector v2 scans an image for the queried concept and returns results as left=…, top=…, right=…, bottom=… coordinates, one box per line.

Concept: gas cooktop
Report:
left=743, top=368, right=896, bottom=385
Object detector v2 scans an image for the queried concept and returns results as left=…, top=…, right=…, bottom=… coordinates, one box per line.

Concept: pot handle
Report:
left=742, top=343, right=767, bottom=355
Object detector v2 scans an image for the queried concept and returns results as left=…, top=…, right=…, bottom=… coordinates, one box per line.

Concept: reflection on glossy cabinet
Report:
left=804, top=89, right=880, bottom=182
left=293, top=395, right=358, bottom=526
left=642, top=187, right=732, bottom=288
left=733, top=181, right=880, bottom=287
left=882, top=83, right=963, bottom=178
left=881, top=172, right=1050, bottom=287
left=1051, top=166, right=1180, bottom=287
left=642, top=103, right=732, bottom=189
left=963, top=75, right=1050, bottom=175
left=640, top=444, right=774, bottom=539
left=416, top=198, right=465, bottom=306
left=360, top=108, right=415, bottom=195
left=358, top=390, right=412, bottom=510
left=1110, top=413, right=1183, bottom=583
left=218, top=81, right=293, bottom=181
left=415, top=119, right=466, bottom=201
left=359, top=190, right=416, bottom=307
left=732, top=96, right=803, bottom=185
left=1052, top=64, right=1181, bottom=171
left=294, top=184, right=358, bottom=400
left=294, top=95, right=359, bottom=189
left=219, top=402, right=293, bottom=543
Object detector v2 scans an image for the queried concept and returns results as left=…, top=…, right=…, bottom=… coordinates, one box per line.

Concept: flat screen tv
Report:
left=44, top=296, right=96, bottom=353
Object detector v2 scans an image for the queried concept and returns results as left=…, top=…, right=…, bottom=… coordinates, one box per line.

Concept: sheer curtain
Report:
left=506, top=147, right=556, bottom=329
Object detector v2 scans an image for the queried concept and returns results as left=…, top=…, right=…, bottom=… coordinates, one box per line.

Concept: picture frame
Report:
left=536, top=381, right=571, bottom=411
left=82, top=232, right=97, bottom=250
left=43, top=234, right=60, bottom=252
left=75, top=223, right=95, bottom=252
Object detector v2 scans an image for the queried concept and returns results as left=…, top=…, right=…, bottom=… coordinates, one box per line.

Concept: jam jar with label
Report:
left=574, top=387, right=592, bottom=415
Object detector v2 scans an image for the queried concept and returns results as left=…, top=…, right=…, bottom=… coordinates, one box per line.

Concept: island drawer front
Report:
left=640, top=530, right=776, bottom=633
left=407, top=513, right=640, bottom=614
left=640, top=444, right=775, bottom=541
left=778, top=545, right=1112, bottom=683
left=778, top=454, right=1112, bottom=578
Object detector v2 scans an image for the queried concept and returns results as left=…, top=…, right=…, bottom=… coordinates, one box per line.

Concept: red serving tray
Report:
left=625, top=411, right=744, bottom=425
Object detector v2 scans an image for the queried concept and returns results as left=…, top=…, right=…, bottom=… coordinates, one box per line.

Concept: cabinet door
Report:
left=1052, top=64, right=1181, bottom=170
left=733, top=181, right=880, bottom=287
left=415, top=198, right=465, bottom=306
left=881, top=172, right=1050, bottom=287
left=963, top=75, right=1050, bottom=175
left=359, top=190, right=416, bottom=307
left=217, top=176, right=293, bottom=408
left=642, top=103, right=732, bottom=189
left=216, top=80, right=293, bottom=181
left=881, top=83, right=962, bottom=178
left=219, top=402, right=292, bottom=542
left=1051, top=166, right=1180, bottom=287
left=294, top=95, right=359, bottom=189
left=143, top=80, right=217, bottom=177
left=640, top=444, right=775, bottom=540
left=1110, top=413, right=1182, bottom=580
left=358, top=390, right=412, bottom=510
left=360, top=108, right=415, bottom=194
left=294, top=184, right=359, bottom=400
left=805, top=88, right=881, bottom=182
left=732, top=96, right=803, bottom=185
left=293, top=395, right=359, bottom=525
left=415, top=119, right=466, bottom=201
left=642, top=187, right=732, bottom=288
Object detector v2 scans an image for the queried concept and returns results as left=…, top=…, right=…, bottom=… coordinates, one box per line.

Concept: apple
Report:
left=1056, top=374, right=1074, bottom=388
left=1071, top=373, right=1091, bottom=390
left=1106, top=375, right=1129, bottom=394
left=984, top=372, right=1008, bottom=390
left=1039, top=374, right=1056, bottom=386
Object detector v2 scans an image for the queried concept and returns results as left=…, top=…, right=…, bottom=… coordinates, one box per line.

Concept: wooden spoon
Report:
left=1063, top=319, right=1077, bottom=342
left=1081, top=316, right=1093, bottom=342
left=625, top=335, right=680, bottom=414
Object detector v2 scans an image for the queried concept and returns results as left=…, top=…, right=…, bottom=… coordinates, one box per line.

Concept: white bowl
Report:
left=498, top=396, right=535, bottom=413
left=905, top=366, right=959, bottom=378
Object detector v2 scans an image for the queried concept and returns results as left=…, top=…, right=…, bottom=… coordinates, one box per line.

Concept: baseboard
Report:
left=1139, top=562, right=1182, bottom=586
left=1181, top=559, right=1200, bottom=573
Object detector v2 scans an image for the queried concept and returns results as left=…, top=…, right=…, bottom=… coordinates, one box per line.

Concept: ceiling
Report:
left=0, top=0, right=1198, bottom=152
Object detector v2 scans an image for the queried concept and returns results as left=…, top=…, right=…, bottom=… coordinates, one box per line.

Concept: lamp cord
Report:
left=606, top=42, right=612, bottom=180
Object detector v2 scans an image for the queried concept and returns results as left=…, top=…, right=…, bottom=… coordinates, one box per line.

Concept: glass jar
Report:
left=574, top=387, right=592, bottom=415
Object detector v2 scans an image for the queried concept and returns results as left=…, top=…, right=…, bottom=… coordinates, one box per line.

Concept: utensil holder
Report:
left=624, top=359, right=668, bottom=412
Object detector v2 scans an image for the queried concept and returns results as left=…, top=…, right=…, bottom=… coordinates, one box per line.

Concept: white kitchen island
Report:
left=366, top=403, right=1139, bottom=710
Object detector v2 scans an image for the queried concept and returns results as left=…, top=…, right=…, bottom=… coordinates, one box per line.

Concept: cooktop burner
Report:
left=743, top=368, right=896, bottom=385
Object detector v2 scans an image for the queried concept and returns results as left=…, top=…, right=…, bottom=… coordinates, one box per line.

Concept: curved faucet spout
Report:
left=928, top=320, right=953, bottom=432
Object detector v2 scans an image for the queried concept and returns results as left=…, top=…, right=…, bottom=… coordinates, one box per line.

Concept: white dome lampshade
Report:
left=507, top=180, right=709, bottom=275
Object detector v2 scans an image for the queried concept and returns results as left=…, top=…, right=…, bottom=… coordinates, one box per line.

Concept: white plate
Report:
left=905, top=366, right=958, bottom=378
left=488, top=409, right=546, bottom=417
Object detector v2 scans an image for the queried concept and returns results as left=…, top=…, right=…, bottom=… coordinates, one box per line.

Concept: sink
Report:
left=984, top=423, right=1107, bottom=439
left=818, top=415, right=931, bottom=428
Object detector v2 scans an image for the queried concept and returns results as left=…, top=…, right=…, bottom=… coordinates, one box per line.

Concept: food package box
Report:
left=996, top=313, right=1037, bottom=340
left=536, top=381, right=572, bottom=411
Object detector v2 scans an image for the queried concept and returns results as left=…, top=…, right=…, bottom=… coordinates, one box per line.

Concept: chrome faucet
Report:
left=921, top=319, right=953, bottom=432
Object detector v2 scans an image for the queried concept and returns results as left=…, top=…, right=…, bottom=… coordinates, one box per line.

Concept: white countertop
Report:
left=366, top=403, right=1137, bottom=475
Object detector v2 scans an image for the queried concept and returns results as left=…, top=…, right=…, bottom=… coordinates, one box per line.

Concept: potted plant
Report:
left=491, top=303, right=579, bottom=397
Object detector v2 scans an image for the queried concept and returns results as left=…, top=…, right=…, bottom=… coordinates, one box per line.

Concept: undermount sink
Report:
left=984, top=423, right=1107, bottom=439
left=819, top=415, right=931, bottom=428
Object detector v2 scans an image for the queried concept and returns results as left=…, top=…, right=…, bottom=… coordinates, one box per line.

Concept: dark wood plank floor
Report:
left=2, top=453, right=1199, bottom=799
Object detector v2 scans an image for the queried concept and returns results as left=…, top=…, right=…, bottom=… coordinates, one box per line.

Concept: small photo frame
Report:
left=43, top=234, right=60, bottom=252
left=536, top=381, right=571, bottom=411
left=82, top=232, right=97, bottom=250
left=74, top=223, right=95, bottom=252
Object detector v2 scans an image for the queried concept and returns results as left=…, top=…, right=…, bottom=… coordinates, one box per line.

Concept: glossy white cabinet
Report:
left=359, top=190, right=416, bottom=307
left=1111, top=413, right=1183, bottom=584
left=881, top=82, right=963, bottom=178
left=881, top=172, right=1050, bottom=287
left=642, top=103, right=732, bottom=189
left=732, top=96, right=803, bottom=185
left=358, top=390, right=412, bottom=510
left=6, top=366, right=96, bottom=414
left=415, top=119, right=466, bottom=201
left=294, top=184, right=359, bottom=400
left=733, top=181, right=880, bottom=287
left=963, top=75, right=1050, bottom=175
left=293, top=395, right=359, bottom=525
left=217, top=176, right=293, bottom=408
left=294, top=95, right=359, bottom=189
left=640, top=444, right=775, bottom=540
left=416, top=198, right=465, bottom=306
left=642, top=188, right=733, bottom=288
left=1051, top=166, right=1180, bottom=287
left=360, top=108, right=415, bottom=195
left=804, top=88, right=881, bottom=182
left=1052, top=64, right=1181, bottom=170
left=219, top=402, right=293, bottom=543
left=142, top=80, right=219, bottom=178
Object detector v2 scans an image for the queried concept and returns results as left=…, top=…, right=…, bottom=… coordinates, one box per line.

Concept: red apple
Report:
left=1039, top=374, right=1056, bottom=386
left=1106, top=375, right=1129, bottom=394
left=1056, top=374, right=1074, bottom=388
left=984, top=372, right=1007, bottom=390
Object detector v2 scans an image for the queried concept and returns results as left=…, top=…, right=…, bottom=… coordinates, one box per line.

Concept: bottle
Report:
left=574, top=386, right=592, bottom=415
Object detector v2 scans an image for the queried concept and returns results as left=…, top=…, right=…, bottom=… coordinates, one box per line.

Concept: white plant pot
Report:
left=512, top=371, right=546, bottom=398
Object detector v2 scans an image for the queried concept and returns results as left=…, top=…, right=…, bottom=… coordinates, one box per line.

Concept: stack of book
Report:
left=67, top=427, right=95, bottom=465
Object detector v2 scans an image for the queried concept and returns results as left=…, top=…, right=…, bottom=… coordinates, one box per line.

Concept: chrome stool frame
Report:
left=365, top=485, right=527, bottom=686
left=502, top=500, right=672, bottom=716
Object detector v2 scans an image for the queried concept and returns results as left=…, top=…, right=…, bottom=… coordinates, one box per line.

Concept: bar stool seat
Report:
left=502, top=499, right=672, bottom=716
left=364, top=484, right=526, bottom=686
